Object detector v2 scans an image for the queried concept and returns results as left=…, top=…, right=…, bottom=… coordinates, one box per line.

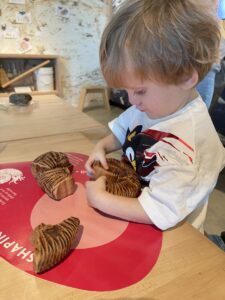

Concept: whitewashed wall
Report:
left=0, top=0, right=110, bottom=105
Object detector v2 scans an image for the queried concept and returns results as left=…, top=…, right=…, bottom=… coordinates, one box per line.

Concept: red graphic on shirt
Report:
left=0, top=153, right=162, bottom=291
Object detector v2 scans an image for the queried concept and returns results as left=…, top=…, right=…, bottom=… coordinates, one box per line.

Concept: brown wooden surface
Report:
left=0, top=132, right=94, bottom=163
left=0, top=95, right=104, bottom=143
left=1, top=223, right=225, bottom=300
left=1, top=95, right=225, bottom=300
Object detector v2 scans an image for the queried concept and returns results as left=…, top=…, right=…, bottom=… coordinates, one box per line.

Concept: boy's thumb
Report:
left=101, top=158, right=109, bottom=170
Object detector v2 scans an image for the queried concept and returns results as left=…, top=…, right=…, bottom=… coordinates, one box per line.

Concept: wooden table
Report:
left=1, top=96, right=225, bottom=300
left=0, top=95, right=103, bottom=162
left=1, top=222, right=225, bottom=300
left=0, top=95, right=104, bottom=142
left=0, top=132, right=95, bottom=163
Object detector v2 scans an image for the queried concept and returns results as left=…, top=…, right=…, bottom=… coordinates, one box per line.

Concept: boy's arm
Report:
left=85, top=133, right=122, bottom=174
left=86, top=176, right=152, bottom=224
left=98, top=133, right=122, bottom=153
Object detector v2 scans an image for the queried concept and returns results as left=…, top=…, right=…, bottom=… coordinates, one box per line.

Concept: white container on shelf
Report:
left=35, top=67, right=54, bottom=91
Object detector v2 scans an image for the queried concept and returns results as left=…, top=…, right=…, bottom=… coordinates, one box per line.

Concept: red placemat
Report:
left=0, top=152, right=162, bottom=291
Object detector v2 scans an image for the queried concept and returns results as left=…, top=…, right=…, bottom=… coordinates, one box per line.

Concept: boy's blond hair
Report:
left=100, top=0, right=221, bottom=87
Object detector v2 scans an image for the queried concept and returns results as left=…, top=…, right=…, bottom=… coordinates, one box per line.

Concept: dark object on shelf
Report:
left=9, top=93, right=32, bottom=106
left=110, top=89, right=131, bottom=109
left=2, top=60, right=50, bottom=89
left=0, top=54, right=61, bottom=97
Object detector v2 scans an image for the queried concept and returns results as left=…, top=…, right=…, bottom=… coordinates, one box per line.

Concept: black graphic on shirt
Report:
left=122, top=125, right=193, bottom=183
left=122, top=125, right=158, bottom=180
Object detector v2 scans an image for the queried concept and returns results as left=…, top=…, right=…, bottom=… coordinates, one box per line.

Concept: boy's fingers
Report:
left=101, top=158, right=109, bottom=170
left=86, top=170, right=94, bottom=177
left=85, top=161, right=94, bottom=176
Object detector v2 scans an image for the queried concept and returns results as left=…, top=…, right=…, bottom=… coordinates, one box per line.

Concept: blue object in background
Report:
left=218, top=0, right=225, bottom=19
left=196, top=64, right=221, bottom=108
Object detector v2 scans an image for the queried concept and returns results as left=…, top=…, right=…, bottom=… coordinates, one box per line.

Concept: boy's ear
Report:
left=179, top=70, right=199, bottom=90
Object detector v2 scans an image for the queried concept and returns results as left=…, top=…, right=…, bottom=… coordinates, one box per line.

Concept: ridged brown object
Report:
left=31, top=151, right=73, bottom=175
left=36, top=167, right=76, bottom=200
left=31, top=151, right=75, bottom=200
left=31, top=216, right=80, bottom=274
left=92, top=158, right=141, bottom=197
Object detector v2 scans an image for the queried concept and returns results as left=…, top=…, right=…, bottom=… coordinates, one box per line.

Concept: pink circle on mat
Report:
left=30, top=182, right=128, bottom=249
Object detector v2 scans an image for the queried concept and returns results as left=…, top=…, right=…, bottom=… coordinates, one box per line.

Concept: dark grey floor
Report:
left=205, top=168, right=225, bottom=235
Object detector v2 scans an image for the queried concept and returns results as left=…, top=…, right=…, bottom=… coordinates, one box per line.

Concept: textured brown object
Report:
left=92, top=158, right=141, bottom=197
left=36, top=168, right=75, bottom=200
left=31, top=216, right=80, bottom=274
left=31, top=151, right=73, bottom=176
left=31, top=151, right=75, bottom=200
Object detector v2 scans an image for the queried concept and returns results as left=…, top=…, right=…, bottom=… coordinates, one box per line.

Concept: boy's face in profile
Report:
left=122, top=79, right=192, bottom=119
left=119, top=55, right=197, bottom=119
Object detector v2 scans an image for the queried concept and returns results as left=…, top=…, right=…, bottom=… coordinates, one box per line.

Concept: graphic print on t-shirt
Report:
left=122, top=125, right=194, bottom=182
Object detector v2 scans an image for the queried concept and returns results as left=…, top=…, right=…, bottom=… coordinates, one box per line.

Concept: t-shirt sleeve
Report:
left=138, top=160, right=212, bottom=230
left=137, top=129, right=219, bottom=231
left=108, top=106, right=134, bottom=145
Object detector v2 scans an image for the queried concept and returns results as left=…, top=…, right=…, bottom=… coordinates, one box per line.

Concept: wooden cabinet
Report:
left=0, top=54, right=61, bottom=97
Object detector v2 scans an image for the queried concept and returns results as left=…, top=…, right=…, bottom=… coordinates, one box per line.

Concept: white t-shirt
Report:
left=109, top=96, right=225, bottom=230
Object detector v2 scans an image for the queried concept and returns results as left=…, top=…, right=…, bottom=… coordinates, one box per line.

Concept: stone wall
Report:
left=0, top=0, right=110, bottom=104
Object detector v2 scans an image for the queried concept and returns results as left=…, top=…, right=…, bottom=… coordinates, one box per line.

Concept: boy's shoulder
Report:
left=153, top=97, right=211, bottom=142
left=122, top=96, right=208, bottom=131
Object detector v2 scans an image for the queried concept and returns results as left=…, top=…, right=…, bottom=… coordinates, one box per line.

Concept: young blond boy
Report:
left=85, top=0, right=225, bottom=232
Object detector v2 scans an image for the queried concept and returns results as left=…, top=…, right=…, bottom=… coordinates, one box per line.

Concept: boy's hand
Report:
left=85, top=149, right=108, bottom=176
left=85, top=176, right=107, bottom=209
left=85, top=133, right=121, bottom=176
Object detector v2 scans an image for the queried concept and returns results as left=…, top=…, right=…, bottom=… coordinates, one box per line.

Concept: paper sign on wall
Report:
left=17, top=38, right=32, bottom=53
left=55, top=5, right=70, bottom=19
left=16, top=11, right=31, bottom=24
left=3, top=27, right=19, bottom=39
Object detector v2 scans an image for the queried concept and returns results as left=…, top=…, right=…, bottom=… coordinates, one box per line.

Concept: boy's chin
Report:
left=146, top=110, right=174, bottom=119
left=136, top=107, right=165, bottom=119
left=145, top=111, right=160, bottom=119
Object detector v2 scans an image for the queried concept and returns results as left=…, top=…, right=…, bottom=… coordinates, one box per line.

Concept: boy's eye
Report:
left=134, top=89, right=146, bottom=95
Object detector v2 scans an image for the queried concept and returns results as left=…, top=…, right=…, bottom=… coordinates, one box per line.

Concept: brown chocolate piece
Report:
left=92, top=158, right=141, bottom=197
left=31, top=151, right=73, bottom=176
left=31, top=216, right=80, bottom=274
left=31, top=151, right=75, bottom=200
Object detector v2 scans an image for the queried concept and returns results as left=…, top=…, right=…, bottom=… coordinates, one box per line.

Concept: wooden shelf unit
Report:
left=0, top=54, right=61, bottom=97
